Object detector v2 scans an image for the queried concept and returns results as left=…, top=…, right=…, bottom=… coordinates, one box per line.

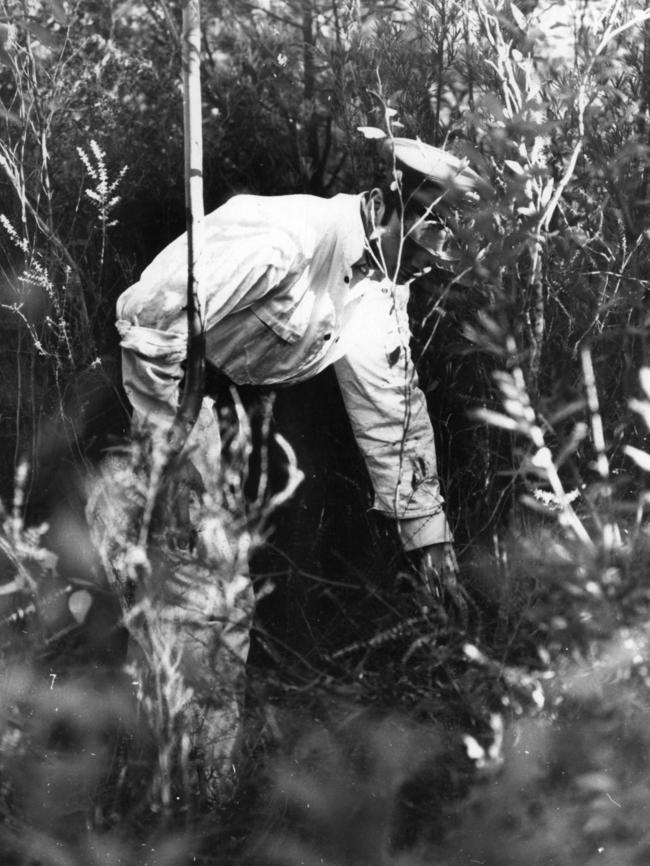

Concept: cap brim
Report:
left=388, top=138, right=494, bottom=201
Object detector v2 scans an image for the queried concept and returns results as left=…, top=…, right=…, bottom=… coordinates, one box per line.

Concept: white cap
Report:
left=387, top=137, right=493, bottom=202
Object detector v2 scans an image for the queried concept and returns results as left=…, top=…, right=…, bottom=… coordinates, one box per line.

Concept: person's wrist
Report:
left=398, top=514, right=452, bottom=551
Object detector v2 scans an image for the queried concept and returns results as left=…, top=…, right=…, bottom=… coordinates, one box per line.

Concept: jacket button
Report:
left=324, top=333, right=332, bottom=341
left=344, top=275, right=350, bottom=283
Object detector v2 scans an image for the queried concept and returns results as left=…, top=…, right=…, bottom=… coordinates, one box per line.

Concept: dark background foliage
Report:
left=4, top=1, right=650, bottom=862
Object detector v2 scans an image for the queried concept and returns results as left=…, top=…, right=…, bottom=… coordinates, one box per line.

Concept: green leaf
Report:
left=629, top=398, right=650, bottom=430
left=471, top=407, right=519, bottom=432
left=0, top=22, right=14, bottom=50
left=47, top=0, right=68, bottom=26
left=511, top=2, right=527, bottom=31
left=639, top=367, right=650, bottom=400
left=505, top=159, right=525, bottom=175
left=539, top=177, right=554, bottom=208
left=357, top=126, right=386, bottom=140
left=624, top=445, right=650, bottom=472
left=68, top=589, right=93, bottom=624
left=24, top=20, right=63, bottom=51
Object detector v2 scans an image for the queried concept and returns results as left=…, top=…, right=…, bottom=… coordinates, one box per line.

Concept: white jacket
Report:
left=116, top=192, right=451, bottom=548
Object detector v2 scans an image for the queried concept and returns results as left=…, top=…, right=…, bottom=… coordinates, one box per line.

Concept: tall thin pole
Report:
left=170, top=0, right=205, bottom=450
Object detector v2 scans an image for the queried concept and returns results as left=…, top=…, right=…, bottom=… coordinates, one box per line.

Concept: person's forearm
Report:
left=334, top=282, right=450, bottom=526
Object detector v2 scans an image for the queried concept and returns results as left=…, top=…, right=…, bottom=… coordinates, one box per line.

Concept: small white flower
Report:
left=533, top=488, right=579, bottom=511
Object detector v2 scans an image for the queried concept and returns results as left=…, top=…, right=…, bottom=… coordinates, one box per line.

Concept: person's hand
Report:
left=417, top=542, right=468, bottom=626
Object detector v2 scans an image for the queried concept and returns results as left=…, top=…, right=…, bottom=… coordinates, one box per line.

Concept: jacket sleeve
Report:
left=115, top=223, right=302, bottom=490
left=333, top=279, right=452, bottom=549
left=115, top=218, right=302, bottom=417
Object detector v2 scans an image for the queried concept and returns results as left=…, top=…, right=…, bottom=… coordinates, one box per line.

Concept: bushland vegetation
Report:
left=3, top=1, right=650, bottom=863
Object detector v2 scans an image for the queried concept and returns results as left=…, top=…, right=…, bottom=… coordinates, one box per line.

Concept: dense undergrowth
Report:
left=4, top=448, right=650, bottom=865
left=3, top=0, right=650, bottom=863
